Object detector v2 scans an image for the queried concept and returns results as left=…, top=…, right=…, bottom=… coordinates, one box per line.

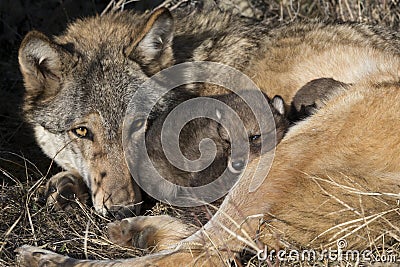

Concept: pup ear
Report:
left=126, top=8, right=174, bottom=74
left=18, top=31, right=73, bottom=101
left=271, top=95, right=286, bottom=116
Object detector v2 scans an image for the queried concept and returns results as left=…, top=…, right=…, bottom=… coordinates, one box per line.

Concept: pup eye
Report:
left=249, top=134, right=261, bottom=142
left=71, top=127, right=91, bottom=139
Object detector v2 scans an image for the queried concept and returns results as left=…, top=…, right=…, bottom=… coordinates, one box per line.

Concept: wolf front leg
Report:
left=16, top=245, right=151, bottom=267
left=44, top=171, right=90, bottom=211
left=16, top=246, right=79, bottom=267
left=108, top=215, right=197, bottom=251
left=16, top=244, right=223, bottom=267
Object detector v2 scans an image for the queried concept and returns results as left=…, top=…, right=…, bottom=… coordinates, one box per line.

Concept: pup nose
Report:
left=232, top=160, right=245, bottom=171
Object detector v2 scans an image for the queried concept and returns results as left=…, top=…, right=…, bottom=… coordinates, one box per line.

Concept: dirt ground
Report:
left=1, top=0, right=400, bottom=266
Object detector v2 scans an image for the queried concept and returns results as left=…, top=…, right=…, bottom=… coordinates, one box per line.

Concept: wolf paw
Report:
left=108, top=215, right=196, bottom=251
left=15, top=245, right=73, bottom=267
left=44, top=171, right=89, bottom=211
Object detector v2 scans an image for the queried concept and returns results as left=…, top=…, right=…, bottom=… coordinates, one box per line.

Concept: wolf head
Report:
left=18, top=8, right=176, bottom=214
left=211, top=92, right=287, bottom=174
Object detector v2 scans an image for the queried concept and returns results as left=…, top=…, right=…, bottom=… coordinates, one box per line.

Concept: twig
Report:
left=84, top=220, right=91, bottom=259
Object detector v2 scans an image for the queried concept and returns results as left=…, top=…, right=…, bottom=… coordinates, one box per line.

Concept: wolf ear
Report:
left=126, top=8, right=174, bottom=74
left=19, top=31, right=72, bottom=100
left=271, top=95, right=286, bottom=116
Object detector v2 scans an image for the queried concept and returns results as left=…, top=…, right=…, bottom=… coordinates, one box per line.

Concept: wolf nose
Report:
left=232, top=160, right=245, bottom=171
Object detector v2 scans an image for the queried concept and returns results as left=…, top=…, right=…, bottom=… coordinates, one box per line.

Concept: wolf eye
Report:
left=72, top=127, right=91, bottom=139
left=249, top=134, right=261, bottom=142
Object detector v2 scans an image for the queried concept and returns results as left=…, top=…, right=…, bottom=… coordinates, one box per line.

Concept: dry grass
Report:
left=0, top=180, right=145, bottom=265
left=1, top=0, right=400, bottom=266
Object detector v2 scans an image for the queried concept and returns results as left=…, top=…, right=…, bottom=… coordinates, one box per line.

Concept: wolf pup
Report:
left=144, top=91, right=287, bottom=187
left=289, top=78, right=349, bottom=122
